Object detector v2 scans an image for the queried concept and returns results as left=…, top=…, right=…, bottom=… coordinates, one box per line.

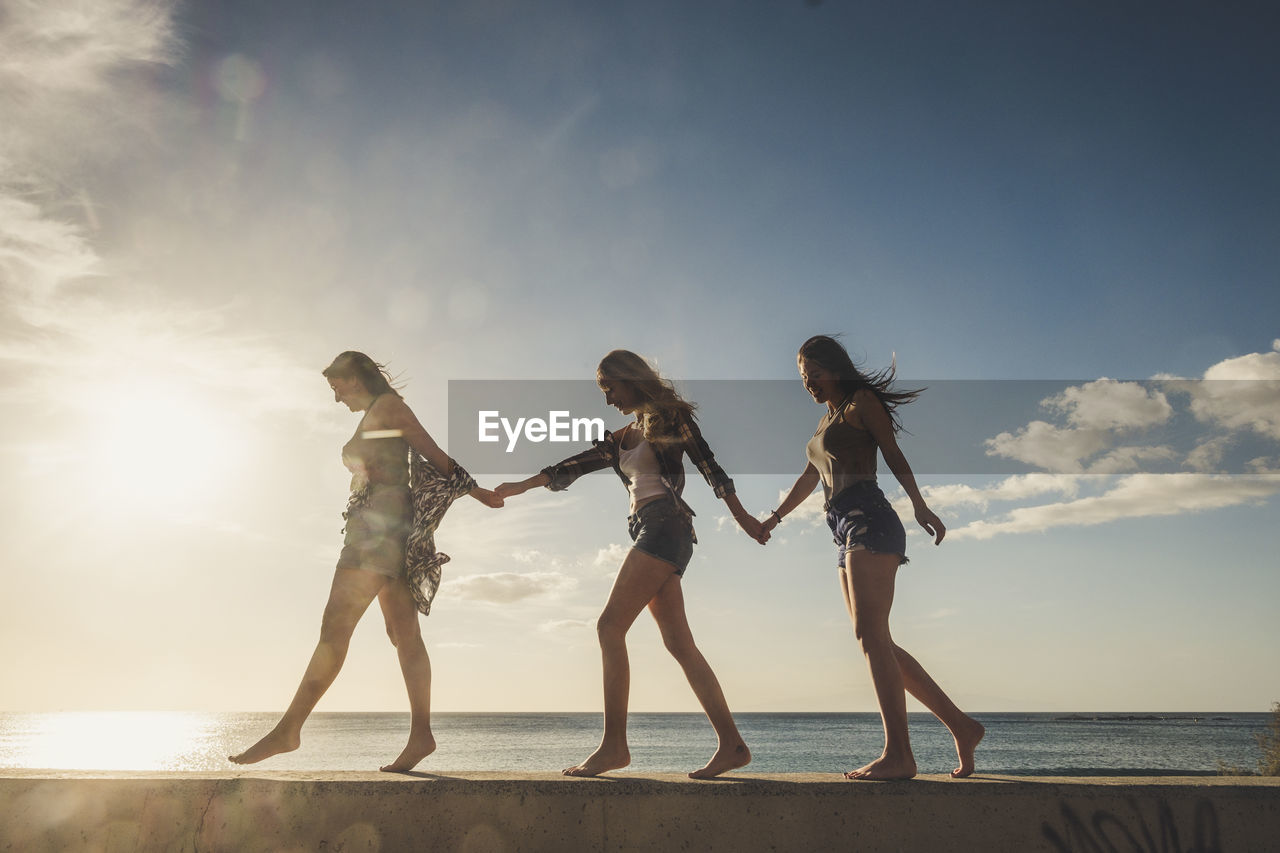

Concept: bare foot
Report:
left=380, top=730, right=437, bottom=773
left=688, top=742, right=751, bottom=779
left=228, top=727, right=300, bottom=765
left=562, top=744, right=630, bottom=777
left=844, top=753, right=917, bottom=781
left=950, top=717, right=985, bottom=778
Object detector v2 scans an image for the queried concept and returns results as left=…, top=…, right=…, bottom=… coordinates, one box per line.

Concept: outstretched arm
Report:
left=723, top=492, right=768, bottom=545
left=760, top=462, right=820, bottom=539
left=500, top=438, right=617, bottom=499
left=495, top=472, right=550, bottom=500
left=855, top=389, right=944, bottom=545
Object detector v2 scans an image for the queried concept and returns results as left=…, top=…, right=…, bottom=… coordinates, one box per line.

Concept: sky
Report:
left=1, top=0, right=1278, bottom=716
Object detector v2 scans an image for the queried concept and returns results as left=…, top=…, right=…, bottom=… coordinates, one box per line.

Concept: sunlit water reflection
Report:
left=0, top=711, right=1268, bottom=774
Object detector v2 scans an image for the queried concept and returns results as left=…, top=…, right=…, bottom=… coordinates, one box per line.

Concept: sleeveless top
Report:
left=618, top=432, right=667, bottom=513
left=805, top=393, right=878, bottom=501
left=341, top=395, right=410, bottom=492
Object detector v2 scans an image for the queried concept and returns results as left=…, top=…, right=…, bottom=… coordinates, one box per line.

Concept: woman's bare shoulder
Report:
left=845, top=388, right=883, bottom=428
left=368, top=393, right=415, bottom=428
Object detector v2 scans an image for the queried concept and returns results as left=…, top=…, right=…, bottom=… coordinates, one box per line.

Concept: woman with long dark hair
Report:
left=496, top=349, right=765, bottom=779
left=230, top=351, right=502, bottom=771
left=761, top=335, right=983, bottom=779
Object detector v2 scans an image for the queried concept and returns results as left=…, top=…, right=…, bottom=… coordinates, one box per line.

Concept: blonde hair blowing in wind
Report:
left=596, top=349, right=695, bottom=444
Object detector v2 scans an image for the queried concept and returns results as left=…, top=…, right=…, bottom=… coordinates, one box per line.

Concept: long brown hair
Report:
left=596, top=349, right=694, bottom=444
left=797, top=334, right=921, bottom=433
left=322, top=351, right=402, bottom=397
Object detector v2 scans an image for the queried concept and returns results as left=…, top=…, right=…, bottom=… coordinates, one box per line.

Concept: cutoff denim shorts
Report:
left=825, top=480, right=908, bottom=569
left=627, top=497, right=695, bottom=576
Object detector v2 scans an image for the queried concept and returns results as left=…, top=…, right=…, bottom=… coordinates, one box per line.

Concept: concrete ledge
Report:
left=2, top=771, right=1277, bottom=852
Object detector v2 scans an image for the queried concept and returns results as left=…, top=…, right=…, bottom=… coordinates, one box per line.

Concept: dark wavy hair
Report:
left=797, top=334, right=921, bottom=433
left=322, top=351, right=402, bottom=397
left=596, top=349, right=695, bottom=444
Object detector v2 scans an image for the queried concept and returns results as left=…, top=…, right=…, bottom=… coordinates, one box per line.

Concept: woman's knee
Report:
left=853, top=621, right=893, bottom=655
left=384, top=616, right=422, bottom=648
left=660, top=629, right=697, bottom=660
left=595, top=611, right=628, bottom=646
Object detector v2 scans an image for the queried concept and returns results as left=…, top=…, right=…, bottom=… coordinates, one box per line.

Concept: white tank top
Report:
left=619, top=438, right=666, bottom=513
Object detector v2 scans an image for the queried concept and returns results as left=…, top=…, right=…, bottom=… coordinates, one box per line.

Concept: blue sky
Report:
left=1, top=0, right=1277, bottom=715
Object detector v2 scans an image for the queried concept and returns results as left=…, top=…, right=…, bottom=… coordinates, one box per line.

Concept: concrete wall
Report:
left=2, top=771, right=1277, bottom=852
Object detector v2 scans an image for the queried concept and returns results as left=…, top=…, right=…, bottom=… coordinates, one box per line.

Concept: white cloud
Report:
left=0, top=0, right=326, bottom=426
left=0, top=1, right=176, bottom=95
left=986, top=357, right=1280, bottom=475
left=951, top=474, right=1280, bottom=540
left=1, top=0, right=178, bottom=304
left=538, top=618, right=594, bottom=634
left=940, top=348, right=1280, bottom=539
left=444, top=571, right=577, bottom=603
left=0, top=195, right=100, bottom=308
left=912, top=474, right=1084, bottom=513
left=1085, top=445, right=1178, bottom=474
left=1185, top=436, right=1234, bottom=473
left=774, top=487, right=826, bottom=527
left=1170, top=341, right=1280, bottom=441
left=593, top=543, right=629, bottom=567
left=984, top=420, right=1113, bottom=473
left=1045, top=379, right=1172, bottom=431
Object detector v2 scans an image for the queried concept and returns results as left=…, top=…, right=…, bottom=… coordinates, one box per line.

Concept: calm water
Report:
left=0, top=711, right=1267, bottom=775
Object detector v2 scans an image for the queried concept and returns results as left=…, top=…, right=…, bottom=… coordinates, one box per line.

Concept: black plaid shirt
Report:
left=540, top=412, right=735, bottom=517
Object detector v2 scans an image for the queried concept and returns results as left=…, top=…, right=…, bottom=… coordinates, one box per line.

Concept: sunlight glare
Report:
left=77, top=378, right=248, bottom=516
left=9, top=712, right=221, bottom=771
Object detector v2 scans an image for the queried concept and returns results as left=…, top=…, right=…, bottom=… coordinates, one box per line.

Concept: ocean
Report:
left=0, top=711, right=1268, bottom=776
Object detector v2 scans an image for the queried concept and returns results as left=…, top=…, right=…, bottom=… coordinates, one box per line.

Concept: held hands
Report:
left=915, top=505, right=946, bottom=545
left=734, top=511, right=770, bottom=545
left=471, top=487, right=504, bottom=508
left=760, top=512, right=781, bottom=540
left=495, top=481, right=533, bottom=500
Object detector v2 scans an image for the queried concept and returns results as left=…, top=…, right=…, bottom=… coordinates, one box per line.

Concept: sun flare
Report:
left=72, top=377, right=250, bottom=517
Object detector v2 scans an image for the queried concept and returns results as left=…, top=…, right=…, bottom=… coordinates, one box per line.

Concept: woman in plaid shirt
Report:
left=497, top=349, right=767, bottom=779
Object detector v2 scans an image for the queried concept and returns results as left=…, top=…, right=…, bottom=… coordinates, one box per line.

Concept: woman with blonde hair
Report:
left=497, top=349, right=766, bottom=778
left=230, top=351, right=503, bottom=771
left=761, top=335, right=983, bottom=779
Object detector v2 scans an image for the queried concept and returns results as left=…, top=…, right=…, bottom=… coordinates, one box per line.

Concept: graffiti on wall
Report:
left=1042, top=798, right=1221, bottom=853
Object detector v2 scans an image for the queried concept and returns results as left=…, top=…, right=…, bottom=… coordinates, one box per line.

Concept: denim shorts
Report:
left=627, top=498, right=695, bottom=576
left=825, top=480, right=908, bottom=569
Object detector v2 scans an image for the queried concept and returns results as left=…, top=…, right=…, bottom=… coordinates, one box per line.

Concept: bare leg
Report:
left=563, top=549, right=674, bottom=777
left=229, top=568, right=386, bottom=764
left=649, top=576, right=751, bottom=779
left=841, top=551, right=916, bottom=780
left=839, top=551, right=982, bottom=779
left=378, top=578, right=436, bottom=772
left=892, top=645, right=984, bottom=778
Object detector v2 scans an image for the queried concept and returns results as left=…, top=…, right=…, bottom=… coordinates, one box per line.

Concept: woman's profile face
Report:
left=598, top=376, right=640, bottom=414
left=798, top=357, right=840, bottom=405
left=328, top=375, right=366, bottom=411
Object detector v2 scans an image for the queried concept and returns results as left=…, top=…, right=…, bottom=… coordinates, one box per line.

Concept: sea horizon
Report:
left=2, top=710, right=1268, bottom=776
